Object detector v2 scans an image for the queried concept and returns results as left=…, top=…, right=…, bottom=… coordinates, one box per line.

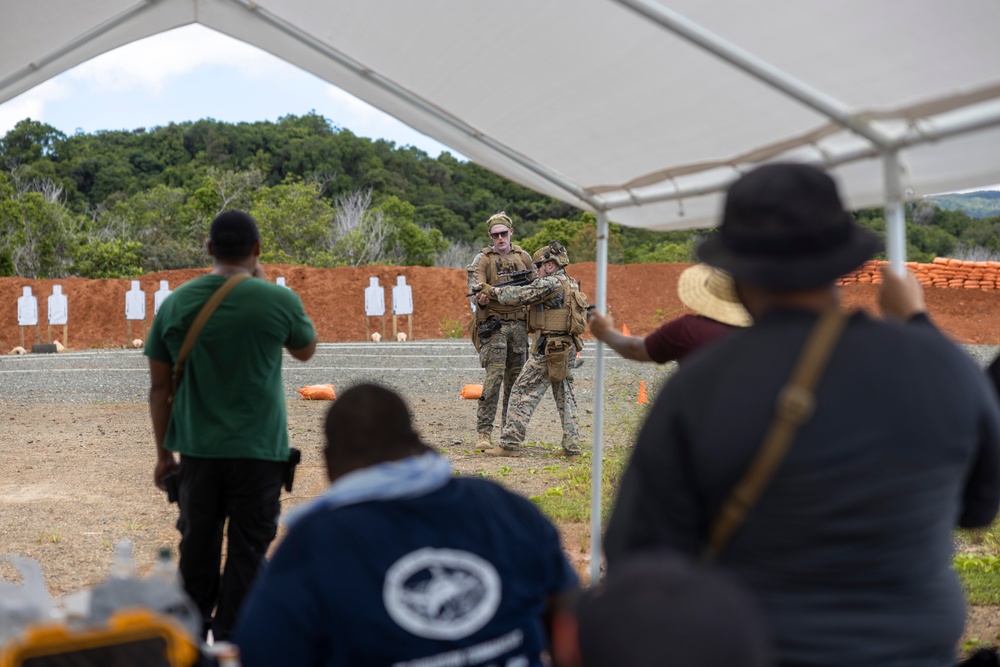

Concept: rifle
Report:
left=467, top=269, right=535, bottom=297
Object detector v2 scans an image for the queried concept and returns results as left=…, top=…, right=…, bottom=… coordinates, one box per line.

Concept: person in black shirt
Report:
left=605, top=163, right=1000, bottom=667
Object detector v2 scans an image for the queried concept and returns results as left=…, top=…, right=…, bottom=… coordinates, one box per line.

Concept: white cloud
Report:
left=66, top=25, right=285, bottom=96
left=0, top=79, right=72, bottom=135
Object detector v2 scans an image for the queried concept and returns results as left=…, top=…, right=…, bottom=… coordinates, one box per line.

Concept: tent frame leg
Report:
left=589, top=211, right=609, bottom=585
left=883, top=151, right=907, bottom=273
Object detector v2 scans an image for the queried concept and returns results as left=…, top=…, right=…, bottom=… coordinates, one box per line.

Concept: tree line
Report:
left=0, top=113, right=997, bottom=278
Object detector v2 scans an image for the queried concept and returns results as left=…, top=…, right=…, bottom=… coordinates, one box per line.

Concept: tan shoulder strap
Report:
left=705, top=307, right=850, bottom=560
left=169, top=273, right=250, bottom=403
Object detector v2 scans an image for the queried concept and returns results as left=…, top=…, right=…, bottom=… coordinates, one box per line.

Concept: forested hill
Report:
left=925, top=191, right=1000, bottom=220
left=1, top=113, right=1000, bottom=279
left=1, top=113, right=580, bottom=243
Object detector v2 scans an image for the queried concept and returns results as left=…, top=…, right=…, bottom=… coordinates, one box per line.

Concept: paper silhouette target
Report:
left=48, top=286, right=68, bottom=325
left=18, top=287, right=38, bottom=326
left=125, top=281, right=146, bottom=321
left=154, top=281, right=172, bottom=315
left=365, top=277, right=386, bottom=317
left=392, top=276, right=414, bottom=315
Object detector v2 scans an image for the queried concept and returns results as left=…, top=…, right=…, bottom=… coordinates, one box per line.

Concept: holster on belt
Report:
left=544, top=335, right=572, bottom=382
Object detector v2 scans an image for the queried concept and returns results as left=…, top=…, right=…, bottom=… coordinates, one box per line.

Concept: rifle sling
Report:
left=168, top=273, right=250, bottom=404
left=705, top=307, right=849, bottom=560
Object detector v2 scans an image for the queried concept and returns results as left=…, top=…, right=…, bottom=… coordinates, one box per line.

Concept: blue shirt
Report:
left=234, top=477, right=577, bottom=667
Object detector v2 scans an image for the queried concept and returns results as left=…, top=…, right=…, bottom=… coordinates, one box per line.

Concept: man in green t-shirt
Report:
left=145, top=210, right=317, bottom=641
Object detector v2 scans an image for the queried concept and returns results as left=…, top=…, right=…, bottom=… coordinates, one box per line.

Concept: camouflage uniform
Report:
left=467, top=245, right=535, bottom=440
left=490, top=268, right=582, bottom=454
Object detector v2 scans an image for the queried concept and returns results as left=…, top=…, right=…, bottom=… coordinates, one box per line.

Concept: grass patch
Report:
left=956, top=521, right=1000, bottom=604
left=439, top=316, right=465, bottom=339
left=529, top=365, right=672, bottom=525
left=529, top=445, right=630, bottom=524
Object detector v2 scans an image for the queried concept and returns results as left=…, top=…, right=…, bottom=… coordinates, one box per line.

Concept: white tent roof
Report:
left=3, top=0, right=1000, bottom=231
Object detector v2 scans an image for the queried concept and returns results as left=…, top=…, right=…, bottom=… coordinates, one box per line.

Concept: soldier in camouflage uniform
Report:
left=467, top=213, right=536, bottom=450
left=471, top=241, right=585, bottom=457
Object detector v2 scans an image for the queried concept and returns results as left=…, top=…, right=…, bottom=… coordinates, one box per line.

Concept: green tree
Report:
left=567, top=222, right=625, bottom=264
left=376, top=195, right=448, bottom=266
left=72, top=239, right=143, bottom=278
left=519, top=218, right=587, bottom=255
left=0, top=175, right=79, bottom=278
left=251, top=179, right=335, bottom=265
left=0, top=119, right=66, bottom=165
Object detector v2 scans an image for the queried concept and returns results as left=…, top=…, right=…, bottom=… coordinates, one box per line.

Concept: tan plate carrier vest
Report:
left=527, top=273, right=576, bottom=334
left=476, top=246, right=534, bottom=322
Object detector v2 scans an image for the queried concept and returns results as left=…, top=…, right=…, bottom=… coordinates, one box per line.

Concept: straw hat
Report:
left=676, top=264, right=751, bottom=327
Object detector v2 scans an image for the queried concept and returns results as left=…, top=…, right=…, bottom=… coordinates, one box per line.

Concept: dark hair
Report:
left=209, top=210, right=260, bottom=261
left=323, top=384, right=427, bottom=469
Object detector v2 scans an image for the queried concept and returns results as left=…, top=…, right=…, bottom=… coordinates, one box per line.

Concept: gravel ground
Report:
left=2, top=341, right=995, bottom=404
left=0, top=341, right=651, bottom=594
left=2, top=340, right=998, bottom=612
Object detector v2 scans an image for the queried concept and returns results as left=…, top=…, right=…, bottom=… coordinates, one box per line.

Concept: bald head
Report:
left=323, top=384, right=430, bottom=480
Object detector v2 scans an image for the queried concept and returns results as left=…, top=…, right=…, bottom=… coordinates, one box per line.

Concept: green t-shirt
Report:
left=145, top=274, right=316, bottom=461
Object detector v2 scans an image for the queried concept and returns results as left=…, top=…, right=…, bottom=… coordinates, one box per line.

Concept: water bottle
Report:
left=88, top=539, right=145, bottom=622
left=0, top=555, right=53, bottom=644
left=110, top=539, right=137, bottom=579
left=89, top=542, right=200, bottom=640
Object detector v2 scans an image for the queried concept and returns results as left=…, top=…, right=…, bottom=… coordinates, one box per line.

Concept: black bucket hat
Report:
left=697, top=163, right=881, bottom=290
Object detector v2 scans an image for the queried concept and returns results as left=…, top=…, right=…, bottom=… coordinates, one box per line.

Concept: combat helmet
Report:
left=533, top=240, right=570, bottom=267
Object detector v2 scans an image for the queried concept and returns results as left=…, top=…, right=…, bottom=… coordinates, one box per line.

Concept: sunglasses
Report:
left=489, top=230, right=510, bottom=239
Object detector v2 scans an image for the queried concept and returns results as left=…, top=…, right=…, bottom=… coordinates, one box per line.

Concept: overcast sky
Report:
left=0, top=24, right=456, bottom=158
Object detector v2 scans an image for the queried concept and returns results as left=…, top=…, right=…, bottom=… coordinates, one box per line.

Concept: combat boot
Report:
left=559, top=439, right=582, bottom=457
left=484, top=446, right=522, bottom=457
left=477, top=433, right=492, bottom=450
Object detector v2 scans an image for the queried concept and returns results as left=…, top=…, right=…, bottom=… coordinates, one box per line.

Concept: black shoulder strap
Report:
left=705, top=307, right=850, bottom=560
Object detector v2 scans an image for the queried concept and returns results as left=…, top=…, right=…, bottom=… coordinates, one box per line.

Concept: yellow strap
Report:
left=705, top=307, right=850, bottom=560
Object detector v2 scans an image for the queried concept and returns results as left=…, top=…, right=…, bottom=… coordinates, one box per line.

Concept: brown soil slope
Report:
left=2, top=262, right=1000, bottom=350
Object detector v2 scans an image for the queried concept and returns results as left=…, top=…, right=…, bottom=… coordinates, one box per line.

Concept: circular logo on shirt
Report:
left=383, top=547, right=502, bottom=640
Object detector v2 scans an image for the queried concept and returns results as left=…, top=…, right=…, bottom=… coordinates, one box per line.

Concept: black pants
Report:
left=176, top=455, right=284, bottom=641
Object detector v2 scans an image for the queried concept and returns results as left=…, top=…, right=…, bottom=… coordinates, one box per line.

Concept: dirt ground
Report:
left=4, top=262, right=1000, bottom=350
left=2, top=262, right=1000, bottom=654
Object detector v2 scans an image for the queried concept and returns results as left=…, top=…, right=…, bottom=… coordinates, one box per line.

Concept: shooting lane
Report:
left=125, top=281, right=146, bottom=345
left=153, top=281, right=173, bottom=317
left=47, top=285, right=68, bottom=347
left=17, top=287, right=39, bottom=349
left=364, top=277, right=387, bottom=341
left=392, top=276, right=414, bottom=341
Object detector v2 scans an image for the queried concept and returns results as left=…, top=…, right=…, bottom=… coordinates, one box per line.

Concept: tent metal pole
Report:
left=612, top=0, right=891, bottom=148
left=590, top=211, right=609, bottom=585
left=883, top=151, right=907, bottom=272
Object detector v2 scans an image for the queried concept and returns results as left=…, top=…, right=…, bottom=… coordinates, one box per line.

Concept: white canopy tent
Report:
left=4, top=0, right=1000, bottom=581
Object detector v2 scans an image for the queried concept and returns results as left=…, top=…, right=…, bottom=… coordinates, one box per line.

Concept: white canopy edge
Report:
left=4, top=0, right=1000, bottom=231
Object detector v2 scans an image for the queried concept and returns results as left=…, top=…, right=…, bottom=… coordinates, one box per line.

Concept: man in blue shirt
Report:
left=234, top=384, right=578, bottom=667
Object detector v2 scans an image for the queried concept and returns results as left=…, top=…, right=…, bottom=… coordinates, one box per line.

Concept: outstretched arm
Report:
left=588, top=311, right=653, bottom=362
left=475, top=276, right=562, bottom=307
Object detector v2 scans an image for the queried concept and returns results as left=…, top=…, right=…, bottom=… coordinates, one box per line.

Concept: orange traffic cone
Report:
left=638, top=380, right=648, bottom=404
left=622, top=323, right=630, bottom=336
